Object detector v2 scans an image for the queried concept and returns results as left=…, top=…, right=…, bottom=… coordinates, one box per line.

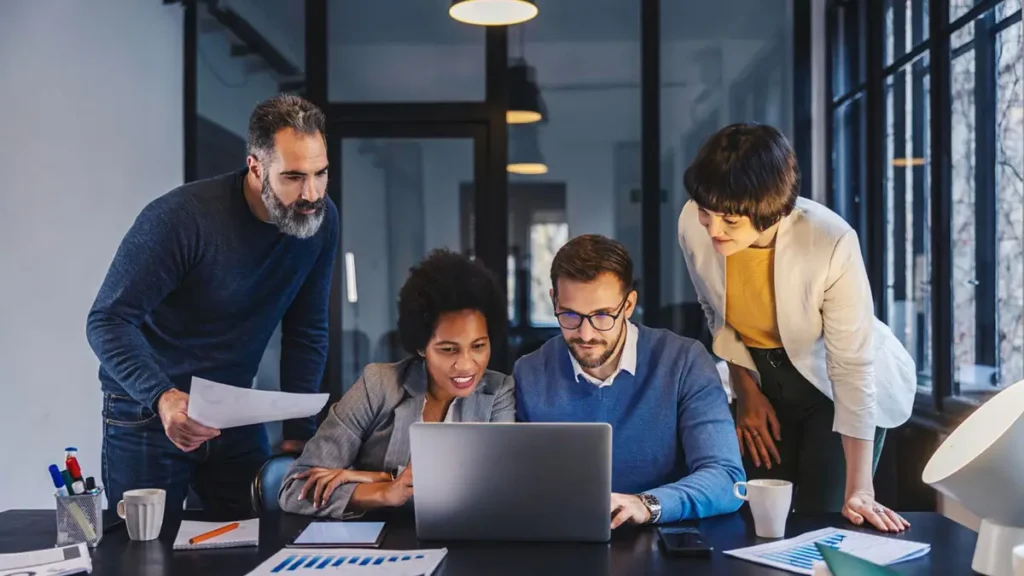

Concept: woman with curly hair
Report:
left=278, top=249, right=512, bottom=518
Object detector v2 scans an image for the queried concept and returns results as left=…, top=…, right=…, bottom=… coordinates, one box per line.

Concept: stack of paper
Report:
left=725, top=527, right=929, bottom=575
left=244, top=548, right=447, bottom=576
left=0, top=543, right=92, bottom=576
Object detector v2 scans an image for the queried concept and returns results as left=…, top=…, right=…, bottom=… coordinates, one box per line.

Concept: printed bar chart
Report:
left=270, top=553, right=428, bottom=573
left=756, top=533, right=845, bottom=570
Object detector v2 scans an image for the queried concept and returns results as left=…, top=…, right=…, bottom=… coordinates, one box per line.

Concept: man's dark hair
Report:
left=683, top=122, right=800, bottom=231
left=247, top=94, right=326, bottom=162
left=397, top=249, right=507, bottom=354
left=550, top=234, right=634, bottom=296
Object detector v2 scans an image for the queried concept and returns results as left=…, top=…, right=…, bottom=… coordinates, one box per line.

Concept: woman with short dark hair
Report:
left=677, top=123, right=916, bottom=532
left=278, top=249, right=512, bottom=518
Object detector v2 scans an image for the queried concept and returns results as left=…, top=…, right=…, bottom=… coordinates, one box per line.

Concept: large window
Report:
left=829, top=0, right=1023, bottom=413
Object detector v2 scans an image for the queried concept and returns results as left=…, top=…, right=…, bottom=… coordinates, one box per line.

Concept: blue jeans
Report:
left=101, top=392, right=270, bottom=520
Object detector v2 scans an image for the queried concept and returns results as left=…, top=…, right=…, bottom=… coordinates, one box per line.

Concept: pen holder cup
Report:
left=55, top=488, right=104, bottom=548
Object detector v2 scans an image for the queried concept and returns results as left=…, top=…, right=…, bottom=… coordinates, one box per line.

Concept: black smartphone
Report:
left=657, top=526, right=713, bottom=557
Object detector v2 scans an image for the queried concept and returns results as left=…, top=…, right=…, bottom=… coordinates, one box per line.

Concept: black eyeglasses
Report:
left=553, top=294, right=631, bottom=331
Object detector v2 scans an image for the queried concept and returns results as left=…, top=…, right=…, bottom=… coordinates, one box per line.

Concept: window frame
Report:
left=826, top=0, right=1023, bottom=423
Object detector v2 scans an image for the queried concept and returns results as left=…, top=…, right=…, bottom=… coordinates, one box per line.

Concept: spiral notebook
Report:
left=173, top=519, right=259, bottom=550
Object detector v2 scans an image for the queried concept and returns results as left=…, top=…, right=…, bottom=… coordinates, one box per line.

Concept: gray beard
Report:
left=261, top=174, right=324, bottom=239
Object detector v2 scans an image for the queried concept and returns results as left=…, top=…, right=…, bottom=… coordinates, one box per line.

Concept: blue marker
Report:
left=48, top=464, right=69, bottom=496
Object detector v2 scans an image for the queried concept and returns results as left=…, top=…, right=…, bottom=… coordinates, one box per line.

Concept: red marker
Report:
left=65, top=447, right=83, bottom=482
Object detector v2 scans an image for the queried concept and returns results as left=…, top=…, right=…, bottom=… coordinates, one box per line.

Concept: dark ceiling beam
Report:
left=206, top=3, right=301, bottom=78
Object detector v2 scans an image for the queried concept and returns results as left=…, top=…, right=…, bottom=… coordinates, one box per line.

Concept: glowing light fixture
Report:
left=507, top=59, right=544, bottom=124
left=449, top=0, right=538, bottom=26
left=508, top=124, right=547, bottom=174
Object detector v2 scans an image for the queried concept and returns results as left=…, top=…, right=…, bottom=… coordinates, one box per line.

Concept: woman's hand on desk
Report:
left=843, top=489, right=911, bottom=533
left=348, top=465, right=415, bottom=511
left=293, top=467, right=392, bottom=509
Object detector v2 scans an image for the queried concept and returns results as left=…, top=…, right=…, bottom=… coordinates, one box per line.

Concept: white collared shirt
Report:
left=418, top=397, right=459, bottom=423
left=569, top=321, right=639, bottom=388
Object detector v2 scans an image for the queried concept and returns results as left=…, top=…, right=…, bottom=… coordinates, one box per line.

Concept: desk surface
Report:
left=0, top=508, right=977, bottom=575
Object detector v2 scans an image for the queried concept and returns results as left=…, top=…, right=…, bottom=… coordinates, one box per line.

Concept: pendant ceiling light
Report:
left=507, top=59, right=544, bottom=124
left=508, top=124, right=547, bottom=175
left=449, top=0, right=538, bottom=26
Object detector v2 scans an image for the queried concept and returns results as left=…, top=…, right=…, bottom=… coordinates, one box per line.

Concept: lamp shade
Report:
left=507, top=59, right=544, bottom=124
left=922, top=379, right=1024, bottom=575
left=449, top=0, right=538, bottom=26
left=508, top=124, right=547, bottom=174
left=922, top=379, right=1024, bottom=525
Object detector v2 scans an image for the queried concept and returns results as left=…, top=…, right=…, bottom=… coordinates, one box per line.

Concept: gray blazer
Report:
left=278, top=357, right=515, bottom=518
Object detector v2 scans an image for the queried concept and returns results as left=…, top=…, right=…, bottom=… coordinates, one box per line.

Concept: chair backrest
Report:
left=251, top=453, right=298, bottom=515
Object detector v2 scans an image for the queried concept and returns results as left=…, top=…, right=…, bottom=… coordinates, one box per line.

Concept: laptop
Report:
left=409, top=422, right=612, bottom=543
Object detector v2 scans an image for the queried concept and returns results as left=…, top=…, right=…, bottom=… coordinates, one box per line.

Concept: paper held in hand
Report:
left=187, top=377, right=329, bottom=429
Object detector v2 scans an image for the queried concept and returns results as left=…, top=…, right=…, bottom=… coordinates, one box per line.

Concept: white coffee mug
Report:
left=1012, top=543, right=1024, bottom=576
left=734, top=479, right=793, bottom=538
left=116, top=488, right=166, bottom=542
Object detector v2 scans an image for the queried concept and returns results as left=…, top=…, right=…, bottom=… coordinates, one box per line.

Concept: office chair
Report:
left=251, top=452, right=298, bottom=515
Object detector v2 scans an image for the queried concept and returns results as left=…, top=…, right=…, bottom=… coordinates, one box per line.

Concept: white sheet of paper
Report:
left=0, top=543, right=91, bottom=573
left=244, top=548, right=447, bottom=576
left=724, top=527, right=930, bottom=575
left=187, top=377, right=329, bottom=429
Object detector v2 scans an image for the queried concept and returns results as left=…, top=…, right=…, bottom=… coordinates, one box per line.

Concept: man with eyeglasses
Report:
left=513, top=234, right=744, bottom=528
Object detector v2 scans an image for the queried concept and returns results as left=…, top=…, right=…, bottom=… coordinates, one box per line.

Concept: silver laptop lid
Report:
left=409, top=422, right=612, bottom=543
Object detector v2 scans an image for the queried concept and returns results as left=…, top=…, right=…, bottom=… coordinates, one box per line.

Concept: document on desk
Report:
left=0, top=543, right=91, bottom=575
left=244, top=547, right=447, bottom=576
left=724, top=527, right=929, bottom=575
left=187, top=377, right=329, bottom=429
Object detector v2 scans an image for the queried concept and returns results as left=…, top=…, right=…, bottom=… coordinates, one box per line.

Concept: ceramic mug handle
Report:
left=733, top=482, right=749, bottom=501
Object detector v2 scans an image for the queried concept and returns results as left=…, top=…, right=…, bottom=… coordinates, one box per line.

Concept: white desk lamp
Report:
left=922, top=378, right=1024, bottom=576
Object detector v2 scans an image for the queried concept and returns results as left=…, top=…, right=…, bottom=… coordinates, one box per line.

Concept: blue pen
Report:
left=49, top=464, right=69, bottom=497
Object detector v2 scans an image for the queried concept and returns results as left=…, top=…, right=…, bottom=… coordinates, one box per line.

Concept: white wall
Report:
left=0, top=0, right=183, bottom=511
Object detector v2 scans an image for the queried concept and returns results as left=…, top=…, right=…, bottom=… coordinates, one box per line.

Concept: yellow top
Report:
left=725, top=247, right=783, bottom=349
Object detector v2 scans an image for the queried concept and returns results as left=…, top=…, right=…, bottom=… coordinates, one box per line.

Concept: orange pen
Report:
left=188, top=522, right=239, bottom=545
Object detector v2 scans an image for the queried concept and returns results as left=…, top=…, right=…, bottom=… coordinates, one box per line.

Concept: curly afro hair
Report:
left=397, top=249, right=507, bottom=355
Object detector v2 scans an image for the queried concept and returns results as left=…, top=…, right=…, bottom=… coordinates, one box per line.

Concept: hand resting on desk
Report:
left=292, top=465, right=414, bottom=511
left=292, top=467, right=393, bottom=509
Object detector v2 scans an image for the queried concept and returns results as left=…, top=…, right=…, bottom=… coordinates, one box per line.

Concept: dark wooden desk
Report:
left=0, top=508, right=977, bottom=575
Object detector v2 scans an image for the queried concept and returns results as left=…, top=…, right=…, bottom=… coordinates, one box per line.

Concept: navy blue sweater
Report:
left=86, top=170, right=338, bottom=441
left=514, top=325, right=745, bottom=523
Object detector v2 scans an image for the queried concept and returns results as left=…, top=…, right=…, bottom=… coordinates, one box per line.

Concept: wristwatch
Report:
left=638, top=493, right=661, bottom=524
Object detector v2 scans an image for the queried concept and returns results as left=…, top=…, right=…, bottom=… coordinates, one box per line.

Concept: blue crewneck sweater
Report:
left=86, top=170, right=338, bottom=441
left=513, top=325, right=744, bottom=523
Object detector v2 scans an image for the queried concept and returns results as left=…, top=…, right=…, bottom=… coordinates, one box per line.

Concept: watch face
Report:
left=641, top=494, right=661, bottom=522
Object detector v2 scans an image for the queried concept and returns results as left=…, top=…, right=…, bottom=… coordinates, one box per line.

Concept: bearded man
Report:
left=512, top=234, right=744, bottom=529
left=87, top=94, right=337, bottom=518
